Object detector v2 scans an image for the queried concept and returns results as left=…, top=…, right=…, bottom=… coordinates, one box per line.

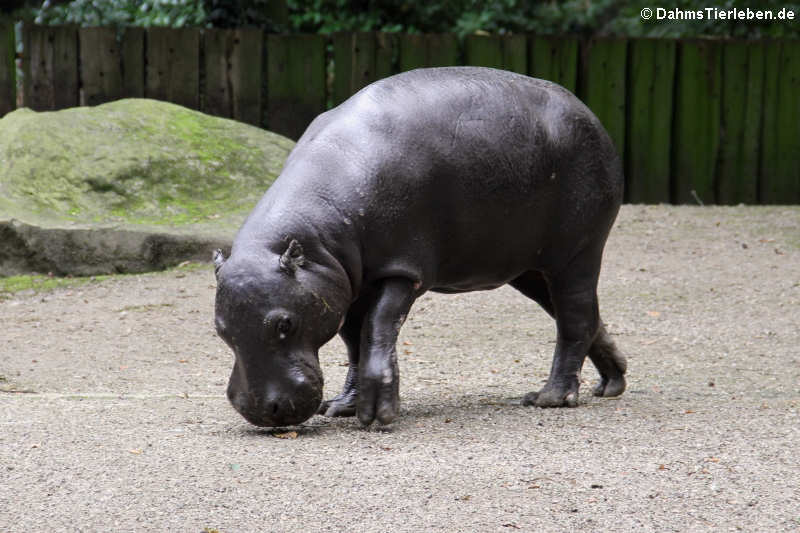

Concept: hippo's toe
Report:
left=522, top=385, right=579, bottom=408
left=592, top=375, right=626, bottom=398
left=318, top=390, right=358, bottom=418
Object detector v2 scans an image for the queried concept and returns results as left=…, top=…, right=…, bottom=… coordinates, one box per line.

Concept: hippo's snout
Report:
left=227, top=380, right=323, bottom=427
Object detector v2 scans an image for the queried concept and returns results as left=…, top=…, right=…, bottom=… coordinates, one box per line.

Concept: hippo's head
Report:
left=213, top=239, right=348, bottom=427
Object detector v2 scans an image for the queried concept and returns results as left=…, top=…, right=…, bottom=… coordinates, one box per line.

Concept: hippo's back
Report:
left=281, top=67, right=623, bottom=288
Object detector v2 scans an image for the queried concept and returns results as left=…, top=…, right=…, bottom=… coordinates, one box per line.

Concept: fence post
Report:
left=398, top=34, right=459, bottom=72
left=464, top=34, right=527, bottom=73
left=528, top=35, right=578, bottom=94
left=672, top=39, right=722, bottom=204
left=0, top=17, right=14, bottom=117
left=760, top=40, right=800, bottom=204
left=120, top=27, right=145, bottom=98
left=580, top=37, right=627, bottom=161
left=145, top=27, right=200, bottom=109
left=267, top=33, right=326, bottom=140
left=79, top=27, right=123, bottom=106
left=626, top=39, right=676, bottom=204
left=204, top=28, right=263, bottom=126
left=332, top=32, right=396, bottom=106
left=22, top=24, right=79, bottom=110
left=717, top=41, right=764, bottom=205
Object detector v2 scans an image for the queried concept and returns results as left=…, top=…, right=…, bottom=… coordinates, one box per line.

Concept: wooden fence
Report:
left=0, top=22, right=798, bottom=205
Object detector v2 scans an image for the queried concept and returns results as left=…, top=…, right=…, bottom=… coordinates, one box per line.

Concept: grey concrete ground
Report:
left=1, top=205, right=799, bottom=532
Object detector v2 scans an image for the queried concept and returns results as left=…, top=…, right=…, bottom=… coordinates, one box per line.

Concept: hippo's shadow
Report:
left=232, top=394, right=525, bottom=437
left=231, top=389, right=639, bottom=437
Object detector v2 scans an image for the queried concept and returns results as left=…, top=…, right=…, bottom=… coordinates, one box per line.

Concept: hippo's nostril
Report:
left=271, top=402, right=279, bottom=415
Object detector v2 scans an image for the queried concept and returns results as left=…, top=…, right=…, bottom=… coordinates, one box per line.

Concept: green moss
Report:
left=0, top=99, right=294, bottom=228
left=0, top=262, right=208, bottom=299
left=0, top=273, right=112, bottom=295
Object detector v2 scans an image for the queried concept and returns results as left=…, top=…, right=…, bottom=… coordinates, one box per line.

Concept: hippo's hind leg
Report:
left=510, top=251, right=625, bottom=407
left=317, top=292, right=373, bottom=418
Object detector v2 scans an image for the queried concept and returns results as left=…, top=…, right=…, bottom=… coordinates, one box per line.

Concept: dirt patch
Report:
left=1, top=205, right=798, bottom=531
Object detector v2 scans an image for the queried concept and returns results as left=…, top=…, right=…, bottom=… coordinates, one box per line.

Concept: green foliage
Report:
left=285, top=0, right=800, bottom=38
left=10, top=0, right=800, bottom=37
left=204, top=0, right=280, bottom=30
left=24, top=0, right=208, bottom=28
left=606, top=0, right=800, bottom=39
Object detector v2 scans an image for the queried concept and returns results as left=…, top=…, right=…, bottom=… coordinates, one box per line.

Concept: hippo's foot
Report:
left=521, top=382, right=579, bottom=408
left=357, top=362, right=400, bottom=426
left=588, top=325, right=627, bottom=398
left=318, top=363, right=359, bottom=417
left=592, top=374, right=626, bottom=398
left=317, top=389, right=358, bottom=418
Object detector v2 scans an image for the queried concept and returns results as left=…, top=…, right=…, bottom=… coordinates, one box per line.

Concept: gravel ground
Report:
left=1, top=204, right=799, bottom=532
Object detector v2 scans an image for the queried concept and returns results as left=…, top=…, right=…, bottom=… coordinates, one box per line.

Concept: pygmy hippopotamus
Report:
left=213, top=66, right=627, bottom=427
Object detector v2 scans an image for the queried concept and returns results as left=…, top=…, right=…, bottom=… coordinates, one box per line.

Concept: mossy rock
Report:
left=0, top=99, right=295, bottom=275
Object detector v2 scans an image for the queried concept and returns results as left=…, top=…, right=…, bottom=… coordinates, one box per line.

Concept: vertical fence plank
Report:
left=398, top=33, right=459, bottom=71
left=332, top=32, right=396, bottom=106
left=465, top=34, right=527, bottom=72
left=374, top=33, right=396, bottom=80
left=760, top=40, right=800, bottom=204
left=464, top=34, right=503, bottom=68
left=426, top=33, right=460, bottom=67
left=79, top=27, right=123, bottom=106
left=398, top=33, right=426, bottom=71
left=267, top=33, right=325, bottom=140
left=529, top=36, right=578, bottom=93
left=717, top=41, right=764, bottom=205
left=580, top=38, right=627, bottom=159
left=672, top=40, right=722, bottom=204
left=502, top=34, right=527, bottom=74
left=350, top=32, right=375, bottom=95
left=331, top=32, right=352, bottom=106
left=204, top=28, right=263, bottom=126
left=23, top=24, right=79, bottom=110
left=205, top=29, right=234, bottom=119
left=229, top=28, right=263, bottom=126
left=626, top=39, right=676, bottom=203
left=0, top=18, right=15, bottom=117
left=146, top=27, right=200, bottom=109
left=52, top=26, right=79, bottom=109
left=121, top=27, right=144, bottom=97
left=332, top=32, right=373, bottom=105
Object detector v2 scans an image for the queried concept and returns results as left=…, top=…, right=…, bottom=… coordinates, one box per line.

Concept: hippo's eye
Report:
left=276, top=317, right=292, bottom=339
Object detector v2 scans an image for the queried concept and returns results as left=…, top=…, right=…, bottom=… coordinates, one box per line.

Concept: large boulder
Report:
left=0, top=99, right=295, bottom=275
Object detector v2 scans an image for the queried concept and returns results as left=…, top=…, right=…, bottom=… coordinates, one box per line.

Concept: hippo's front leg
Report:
left=317, top=294, right=372, bottom=418
left=356, top=278, right=416, bottom=426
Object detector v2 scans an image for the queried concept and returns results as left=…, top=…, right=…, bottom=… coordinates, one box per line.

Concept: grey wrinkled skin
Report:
left=214, top=66, right=627, bottom=428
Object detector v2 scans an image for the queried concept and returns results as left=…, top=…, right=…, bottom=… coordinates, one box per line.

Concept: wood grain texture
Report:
left=626, top=39, right=676, bottom=203
left=120, top=27, right=144, bottom=98
left=79, top=27, right=123, bottom=106
left=267, top=33, right=325, bottom=140
left=580, top=38, right=627, bottom=160
left=204, top=28, right=263, bottom=126
left=0, top=18, right=15, bottom=117
left=23, top=24, right=79, bottom=110
left=717, top=41, right=764, bottom=205
left=145, top=27, right=200, bottom=109
left=529, top=36, right=578, bottom=94
left=760, top=40, right=800, bottom=204
left=672, top=40, right=722, bottom=204
left=398, top=33, right=459, bottom=71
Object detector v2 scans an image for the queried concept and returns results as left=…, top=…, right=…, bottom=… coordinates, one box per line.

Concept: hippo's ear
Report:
left=279, top=239, right=305, bottom=275
left=212, top=249, right=226, bottom=278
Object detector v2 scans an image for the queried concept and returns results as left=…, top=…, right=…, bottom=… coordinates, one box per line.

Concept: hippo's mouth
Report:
left=229, top=387, right=323, bottom=428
